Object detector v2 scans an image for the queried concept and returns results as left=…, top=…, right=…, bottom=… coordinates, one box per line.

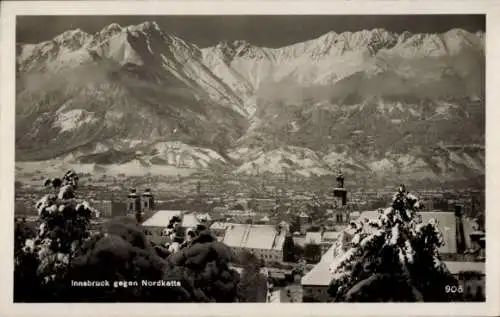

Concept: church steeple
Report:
left=333, top=170, right=347, bottom=208
left=127, top=188, right=142, bottom=221
left=336, top=169, right=345, bottom=189
left=141, top=188, right=155, bottom=213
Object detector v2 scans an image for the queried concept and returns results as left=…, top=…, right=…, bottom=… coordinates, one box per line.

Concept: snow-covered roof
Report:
left=301, top=244, right=336, bottom=286
left=182, top=213, right=200, bottom=228
left=444, top=261, right=485, bottom=275
left=197, top=213, right=212, bottom=221
left=322, top=231, right=341, bottom=241
left=142, top=210, right=211, bottom=229
left=305, top=232, right=322, bottom=245
left=349, top=211, right=361, bottom=218
left=223, top=224, right=285, bottom=250
left=210, top=222, right=230, bottom=230
left=142, top=210, right=183, bottom=227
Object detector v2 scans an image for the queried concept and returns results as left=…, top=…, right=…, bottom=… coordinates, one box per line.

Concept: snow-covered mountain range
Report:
left=16, top=21, right=485, bottom=182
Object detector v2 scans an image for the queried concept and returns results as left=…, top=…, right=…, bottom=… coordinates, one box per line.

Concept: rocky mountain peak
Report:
left=15, top=23, right=485, bottom=181
left=98, top=22, right=123, bottom=38
left=52, top=28, right=92, bottom=48
left=126, top=21, right=162, bottom=34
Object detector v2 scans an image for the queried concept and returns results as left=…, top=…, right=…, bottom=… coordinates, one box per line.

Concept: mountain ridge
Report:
left=16, top=22, right=485, bottom=182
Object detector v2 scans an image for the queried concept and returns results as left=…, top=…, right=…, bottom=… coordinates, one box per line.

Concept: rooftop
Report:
left=444, top=261, right=485, bottom=275
left=349, top=211, right=361, bottom=218
left=305, top=232, right=322, bottom=245
left=210, top=222, right=231, bottom=230
left=142, top=210, right=208, bottom=229
left=301, top=210, right=482, bottom=287
left=142, top=210, right=183, bottom=227
left=182, top=213, right=201, bottom=228
left=322, top=231, right=341, bottom=241
left=222, top=224, right=285, bottom=250
left=260, top=215, right=270, bottom=222
left=301, top=244, right=336, bottom=286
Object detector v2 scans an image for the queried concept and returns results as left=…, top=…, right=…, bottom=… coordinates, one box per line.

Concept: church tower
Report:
left=333, top=171, right=347, bottom=206
left=127, top=188, right=142, bottom=220
left=141, top=188, right=155, bottom=213
left=333, top=171, right=348, bottom=223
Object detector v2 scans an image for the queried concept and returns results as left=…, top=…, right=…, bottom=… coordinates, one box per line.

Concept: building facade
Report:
left=222, top=223, right=290, bottom=264
left=90, top=200, right=127, bottom=218
left=127, top=188, right=156, bottom=222
left=301, top=208, right=486, bottom=302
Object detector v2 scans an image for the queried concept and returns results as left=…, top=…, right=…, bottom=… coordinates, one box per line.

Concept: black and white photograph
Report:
left=3, top=1, right=496, bottom=312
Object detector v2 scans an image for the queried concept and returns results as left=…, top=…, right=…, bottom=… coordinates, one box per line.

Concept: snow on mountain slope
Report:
left=54, top=109, right=99, bottom=132
left=233, top=146, right=333, bottom=177
left=16, top=22, right=484, bottom=181
left=16, top=22, right=250, bottom=162
left=149, top=141, right=227, bottom=169
left=202, top=28, right=484, bottom=115
left=236, top=94, right=484, bottom=179
left=55, top=139, right=228, bottom=170
left=18, top=21, right=247, bottom=117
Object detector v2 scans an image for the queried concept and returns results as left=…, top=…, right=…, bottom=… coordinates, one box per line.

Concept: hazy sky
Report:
left=17, top=15, right=485, bottom=47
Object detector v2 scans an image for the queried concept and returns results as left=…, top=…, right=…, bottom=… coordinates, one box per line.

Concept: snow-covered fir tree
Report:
left=327, top=186, right=462, bottom=302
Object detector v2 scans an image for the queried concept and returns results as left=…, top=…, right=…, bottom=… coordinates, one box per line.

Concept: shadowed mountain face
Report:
left=16, top=22, right=485, bottom=182
left=16, top=22, right=248, bottom=163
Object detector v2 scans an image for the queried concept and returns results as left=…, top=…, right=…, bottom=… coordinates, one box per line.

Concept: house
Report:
left=298, top=212, right=311, bottom=227
left=126, top=188, right=155, bottom=222
left=210, top=221, right=231, bottom=237
left=182, top=213, right=201, bottom=229
left=142, top=209, right=210, bottom=236
left=304, top=230, right=339, bottom=258
left=259, top=215, right=271, bottom=223
left=141, top=210, right=184, bottom=236
left=305, top=232, right=322, bottom=245
left=301, top=244, right=336, bottom=302
left=349, top=211, right=361, bottom=220
left=301, top=208, right=486, bottom=302
left=320, top=231, right=340, bottom=254
left=223, top=223, right=289, bottom=264
left=322, top=231, right=341, bottom=242
left=251, top=198, right=277, bottom=211
left=212, top=206, right=229, bottom=214
left=90, top=200, right=127, bottom=218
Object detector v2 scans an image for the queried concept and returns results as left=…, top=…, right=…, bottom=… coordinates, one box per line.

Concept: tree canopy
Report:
left=14, top=171, right=241, bottom=302
left=327, top=188, right=462, bottom=302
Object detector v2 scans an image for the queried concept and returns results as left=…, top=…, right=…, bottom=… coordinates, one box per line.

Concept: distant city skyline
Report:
left=17, top=15, right=485, bottom=47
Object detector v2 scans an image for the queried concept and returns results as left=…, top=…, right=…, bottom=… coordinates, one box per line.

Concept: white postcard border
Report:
left=1, top=1, right=499, bottom=316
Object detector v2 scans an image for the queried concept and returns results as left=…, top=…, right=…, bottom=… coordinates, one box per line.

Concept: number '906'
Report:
left=445, top=285, right=464, bottom=293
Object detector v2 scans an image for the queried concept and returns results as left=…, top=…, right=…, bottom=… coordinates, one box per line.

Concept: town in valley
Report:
left=14, top=14, right=486, bottom=303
